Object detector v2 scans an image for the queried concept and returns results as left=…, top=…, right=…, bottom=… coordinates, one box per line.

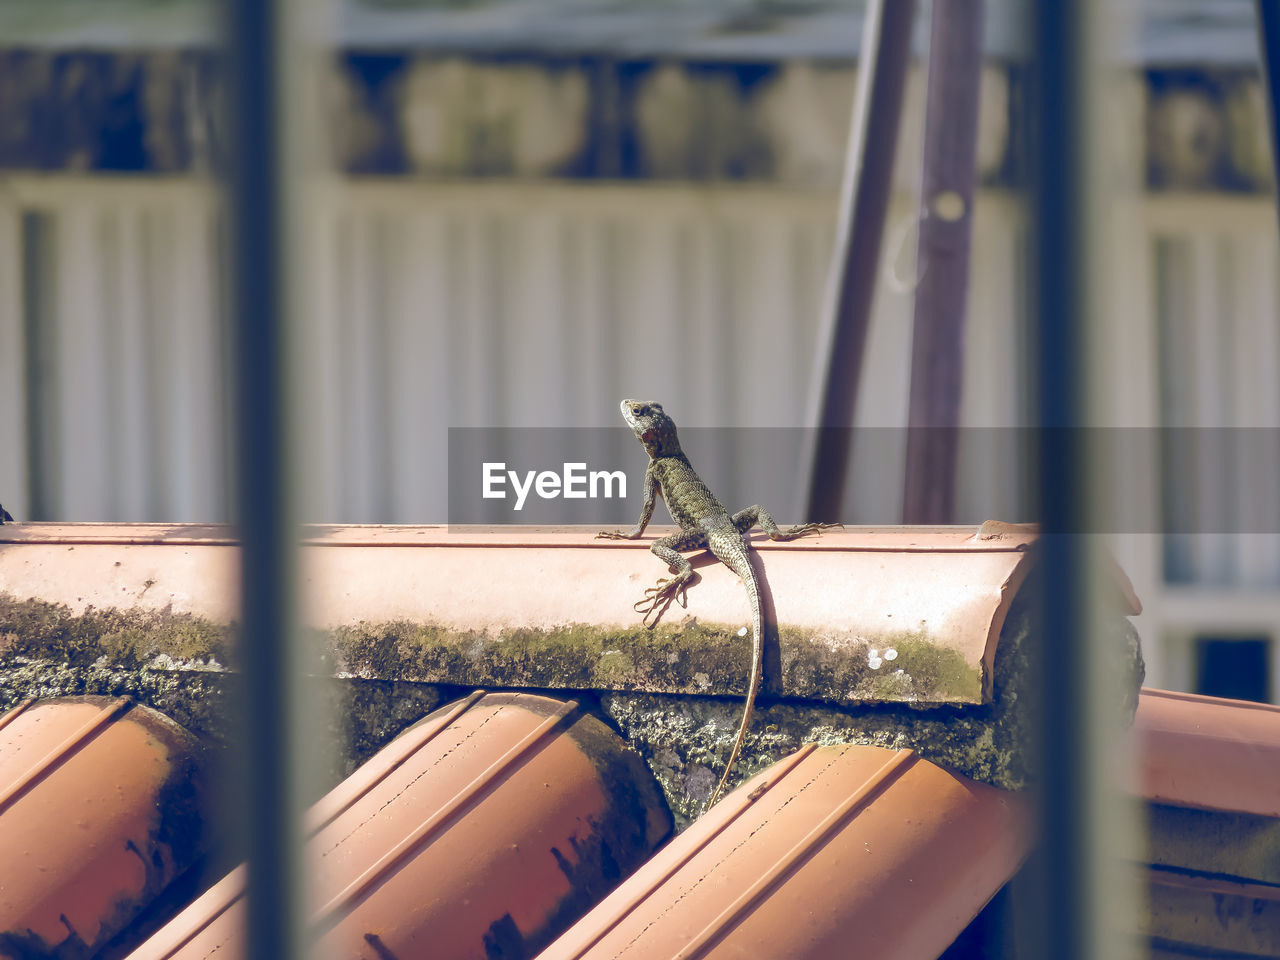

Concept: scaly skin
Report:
left=598, top=399, right=840, bottom=808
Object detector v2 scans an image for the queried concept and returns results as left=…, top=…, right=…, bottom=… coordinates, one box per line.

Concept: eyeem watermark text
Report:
left=482, top=462, right=627, bottom=511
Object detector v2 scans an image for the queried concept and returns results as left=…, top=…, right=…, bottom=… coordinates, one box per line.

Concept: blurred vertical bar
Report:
left=1030, top=0, right=1088, bottom=952
left=1030, top=5, right=1085, bottom=951
left=1029, top=1, right=1138, bottom=958
left=1258, top=0, right=1280, bottom=234
left=803, top=0, right=915, bottom=522
left=225, top=0, right=311, bottom=957
left=0, top=195, right=28, bottom=518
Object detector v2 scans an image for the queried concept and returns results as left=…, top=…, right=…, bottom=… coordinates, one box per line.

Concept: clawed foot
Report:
left=632, top=574, right=696, bottom=628
left=596, top=529, right=630, bottom=540
left=778, top=521, right=844, bottom=539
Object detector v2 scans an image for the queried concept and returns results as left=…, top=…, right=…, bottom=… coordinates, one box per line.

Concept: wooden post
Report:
left=902, top=0, right=985, bottom=524
left=804, top=0, right=916, bottom=522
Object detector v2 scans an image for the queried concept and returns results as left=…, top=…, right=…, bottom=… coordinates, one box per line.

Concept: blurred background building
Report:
left=0, top=0, right=1277, bottom=701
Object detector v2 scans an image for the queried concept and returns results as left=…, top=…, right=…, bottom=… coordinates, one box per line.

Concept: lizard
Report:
left=597, top=399, right=840, bottom=808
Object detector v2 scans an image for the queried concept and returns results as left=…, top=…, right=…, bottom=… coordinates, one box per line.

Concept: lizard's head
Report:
left=619, top=399, right=680, bottom=457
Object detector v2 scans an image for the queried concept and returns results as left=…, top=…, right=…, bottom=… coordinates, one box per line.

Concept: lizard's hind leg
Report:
left=634, top=529, right=706, bottom=627
left=731, top=505, right=843, bottom=541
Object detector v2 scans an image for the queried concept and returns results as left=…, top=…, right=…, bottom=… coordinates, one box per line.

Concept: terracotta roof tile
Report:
left=539, top=744, right=1032, bottom=960
left=1130, top=688, right=1280, bottom=958
left=0, top=523, right=1047, bottom=706
left=1134, top=687, right=1280, bottom=817
left=0, top=697, right=206, bottom=957
left=125, top=691, right=671, bottom=960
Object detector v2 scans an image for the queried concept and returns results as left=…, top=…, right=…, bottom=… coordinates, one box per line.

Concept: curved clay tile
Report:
left=0, top=523, right=1049, bottom=705
left=126, top=691, right=672, bottom=960
left=1134, top=687, right=1280, bottom=817
left=0, top=697, right=206, bottom=957
left=539, top=744, right=1031, bottom=960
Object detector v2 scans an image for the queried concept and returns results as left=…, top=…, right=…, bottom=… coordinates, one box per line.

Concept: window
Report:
left=1195, top=635, right=1273, bottom=703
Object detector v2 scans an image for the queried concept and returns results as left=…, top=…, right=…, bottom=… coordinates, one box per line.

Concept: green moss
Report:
left=327, top=617, right=981, bottom=707
left=859, top=634, right=981, bottom=700
left=0, top=595, right=231, bottom=668
left=330, top=617, right=753, bottom=695
left=601, top=592, right=1145, bottom=827
left=0, top=593, right=982, bottom=708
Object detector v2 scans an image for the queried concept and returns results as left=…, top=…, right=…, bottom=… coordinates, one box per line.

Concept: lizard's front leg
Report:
left=634, top=528, right=706, bottom=627
left=731, top=505, right=843, bottom=540
left=597, top=462, right=659, bottom=540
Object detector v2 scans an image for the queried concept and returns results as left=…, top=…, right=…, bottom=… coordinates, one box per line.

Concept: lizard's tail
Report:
left=707, top=565, right=763, bottom=809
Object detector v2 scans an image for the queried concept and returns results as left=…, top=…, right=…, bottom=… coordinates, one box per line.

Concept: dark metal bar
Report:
left=901, top=0, right=985, bottom=524
left=1028, top=2, right=1096, bottom=958
left=804, top=0, right=916, bottom=522
left=225, top=1, right=303, bottom=958
left=20, top=213, right=49, bottom=521
left=1257, top=0, right=1280, bottom=233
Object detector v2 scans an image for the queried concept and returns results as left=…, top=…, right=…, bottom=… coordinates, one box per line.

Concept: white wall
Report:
left=0, top=176, right=1026, bottom=523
